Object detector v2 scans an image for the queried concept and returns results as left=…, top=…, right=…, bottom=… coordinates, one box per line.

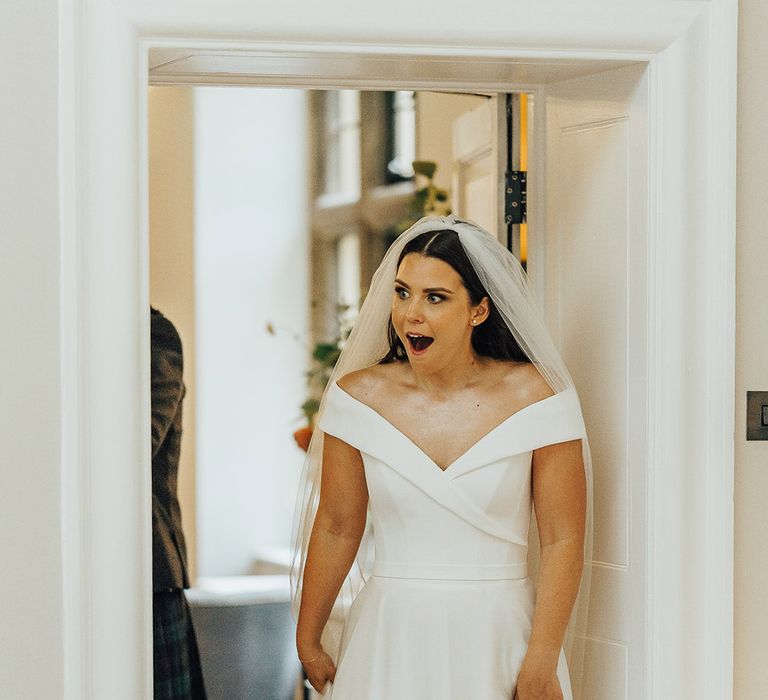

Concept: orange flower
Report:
left=293, top=426, right=313, bottom=452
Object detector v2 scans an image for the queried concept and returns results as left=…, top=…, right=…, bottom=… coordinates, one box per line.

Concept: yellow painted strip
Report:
left=519, top=93, right=528, bottom=264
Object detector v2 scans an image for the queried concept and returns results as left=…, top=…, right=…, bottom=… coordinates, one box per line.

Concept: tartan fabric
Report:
left=153, top=590, right=207, bottom=700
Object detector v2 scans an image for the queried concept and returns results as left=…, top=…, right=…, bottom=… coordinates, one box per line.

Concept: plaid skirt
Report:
left=153, top=590, right=207, bottom=700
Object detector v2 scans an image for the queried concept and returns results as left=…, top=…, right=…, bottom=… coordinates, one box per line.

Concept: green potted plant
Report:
left=266, top=302, right=353, bottom=452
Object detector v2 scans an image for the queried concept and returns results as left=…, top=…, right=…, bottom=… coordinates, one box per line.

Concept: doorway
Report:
left=149, top=59, right=647, bottom=698
left=61, top=8, right=736, bottom=697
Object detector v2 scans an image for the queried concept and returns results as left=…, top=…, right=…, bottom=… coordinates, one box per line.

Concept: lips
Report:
left=406, top=332, right=434, bottom=353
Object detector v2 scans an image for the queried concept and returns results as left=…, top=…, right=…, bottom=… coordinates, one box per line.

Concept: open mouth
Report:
left=406, top=332, right=434, bottom=353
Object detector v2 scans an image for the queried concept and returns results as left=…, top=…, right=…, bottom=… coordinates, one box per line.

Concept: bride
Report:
left=290, top=215, right=593, bottom=700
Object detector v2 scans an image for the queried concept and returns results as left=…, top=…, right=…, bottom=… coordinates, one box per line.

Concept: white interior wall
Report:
left=148, top=86, right=199, bottom=579
left=193, top=87, right=310, bottom=576
left=0, top=0, right=762, bottom=696
left=735, top=0, right=768, bottom=696
left=0, top=1, right=63, bottom=696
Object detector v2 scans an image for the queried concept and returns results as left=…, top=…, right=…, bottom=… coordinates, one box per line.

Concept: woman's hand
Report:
left=513, top=660, right=563, bottom=700
left=300, top=646, right=337, bottom=694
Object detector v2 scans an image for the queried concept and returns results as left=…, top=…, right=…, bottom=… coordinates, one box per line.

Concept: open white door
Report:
left=452, top=75, right=650, bottom=699
left=451, top=96, right=508, bottom=243
left=535, top=63, right=650, bottom=700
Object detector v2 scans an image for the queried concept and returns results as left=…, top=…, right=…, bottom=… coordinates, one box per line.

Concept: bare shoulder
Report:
left=501, top=360, right=556, bottom=405
left=336, top=362, right=406, bottom=401
left=335, top=366, right=375, bottom=395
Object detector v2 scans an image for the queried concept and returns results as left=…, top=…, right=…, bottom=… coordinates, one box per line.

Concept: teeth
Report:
left=406, top=332, right=434, bottom=353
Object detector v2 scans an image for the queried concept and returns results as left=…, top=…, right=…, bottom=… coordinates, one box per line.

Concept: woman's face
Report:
left=391, top=252, right=487, bottom=365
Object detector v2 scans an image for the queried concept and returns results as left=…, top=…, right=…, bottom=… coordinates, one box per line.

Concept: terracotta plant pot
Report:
left=293, top=425, right=313, bottom=452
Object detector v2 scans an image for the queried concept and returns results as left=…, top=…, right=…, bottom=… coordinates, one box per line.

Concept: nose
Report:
left=405, top=297, right=424, bottom=323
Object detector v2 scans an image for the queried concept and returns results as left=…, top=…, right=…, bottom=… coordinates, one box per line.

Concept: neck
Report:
left=407, top=345, right=489, bottom=398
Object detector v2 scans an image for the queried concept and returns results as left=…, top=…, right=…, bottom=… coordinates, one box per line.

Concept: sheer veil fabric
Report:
left=290, top=214, right=594, bottom=698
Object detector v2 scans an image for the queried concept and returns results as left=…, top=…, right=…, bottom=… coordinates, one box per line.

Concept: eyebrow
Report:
left=394, top=278, right=455, bottom=294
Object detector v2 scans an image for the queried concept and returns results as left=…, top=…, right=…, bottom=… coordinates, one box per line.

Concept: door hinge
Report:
left=505, top=170, right=527, bottom=225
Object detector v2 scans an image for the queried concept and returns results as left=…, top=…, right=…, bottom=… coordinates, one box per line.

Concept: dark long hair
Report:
left=378, top=229, right=530, bottom=364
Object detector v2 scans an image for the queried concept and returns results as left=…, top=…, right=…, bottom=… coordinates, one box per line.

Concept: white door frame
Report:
left=59, top=2, right=736, bottom=698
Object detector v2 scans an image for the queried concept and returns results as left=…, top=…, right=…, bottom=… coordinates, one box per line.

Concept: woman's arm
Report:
left=295, top=428, right=369, bottom=679
left=516, top=437, right=586, bottom=699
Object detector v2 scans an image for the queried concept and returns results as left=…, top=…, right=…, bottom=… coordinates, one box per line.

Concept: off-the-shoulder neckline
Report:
left=329, top=380, right=575, bottom=474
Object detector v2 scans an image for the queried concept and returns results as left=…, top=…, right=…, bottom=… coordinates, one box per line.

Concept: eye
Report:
left=394, top=286, right=409, bottom=299
left=427, top=293, right=445, bottom=303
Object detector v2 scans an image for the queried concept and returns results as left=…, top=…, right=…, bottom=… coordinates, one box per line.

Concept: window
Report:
left=310, top=90, right=416, bottom=348
left=320, top=90, right=361, bottom=197
left=336, top=232, right=362, bottom=331
left=385, top=90, right=416, bottom=183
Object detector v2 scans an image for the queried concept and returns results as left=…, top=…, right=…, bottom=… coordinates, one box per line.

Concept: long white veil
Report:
left=290, top=214, right=593, bottom=698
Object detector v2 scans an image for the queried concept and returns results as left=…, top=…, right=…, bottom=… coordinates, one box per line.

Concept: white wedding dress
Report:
left=316, top=378, right=587, bottom=700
